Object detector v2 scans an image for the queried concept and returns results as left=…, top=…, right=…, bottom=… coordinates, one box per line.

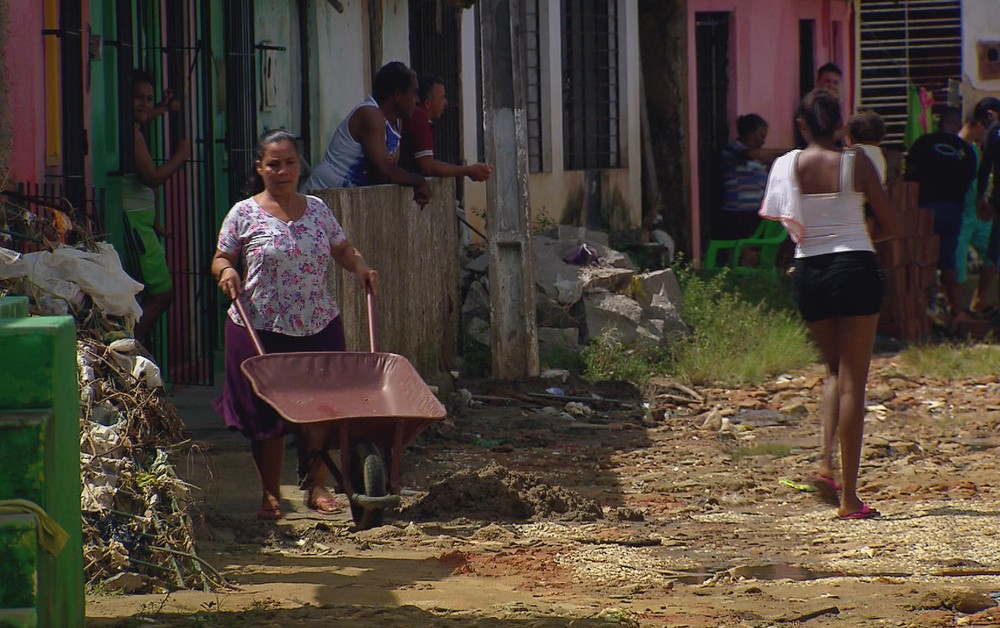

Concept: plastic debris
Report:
left=563, top=243, right=601, bottom=266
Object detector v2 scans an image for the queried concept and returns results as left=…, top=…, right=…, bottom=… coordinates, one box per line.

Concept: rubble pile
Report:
left=1, top=193, right=217, bottom=591
left=461, top=227, right=689, bottom=355
left=77, top=337, right=221, bottom=591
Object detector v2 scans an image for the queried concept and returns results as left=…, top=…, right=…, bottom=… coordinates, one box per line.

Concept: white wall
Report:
left=304, top=0, right=413, bottom=169
left=307, top=1, right=372, bottom=167
left=381, top=0, right=410, bottom=66
left=962, top=0, right=1000, bottom=92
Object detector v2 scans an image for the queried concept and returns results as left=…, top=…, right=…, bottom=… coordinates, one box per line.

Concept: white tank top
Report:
left=794, top=150, right=875, bottom=258
left=304, top=96, right=401, bottom=190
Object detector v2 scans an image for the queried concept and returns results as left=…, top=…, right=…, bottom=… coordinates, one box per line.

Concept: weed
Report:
left=539, top=341, right=585, bottom=373
left=531, top=208, right=557, bottom=234
left=897, top=342, right=1000, bottom=379
left=669, top=268, right=814, bottom=385
left=581, top=333, right=670, bottom=385
left=136, top=592, right=172, bottom=617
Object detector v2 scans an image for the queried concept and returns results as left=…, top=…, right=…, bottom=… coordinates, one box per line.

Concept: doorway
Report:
left=694, top=11, right=730, bottom=246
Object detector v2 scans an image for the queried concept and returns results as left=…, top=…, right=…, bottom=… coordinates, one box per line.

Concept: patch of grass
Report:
left=669, top=268, right=815, bottom=386
left=577, top=266, right=814, bottom=386
left=581, top=334, right=670, bottom=385
left=731, top=443, right=794, bottom=461
left=897, top=342, right=1000, bottom=379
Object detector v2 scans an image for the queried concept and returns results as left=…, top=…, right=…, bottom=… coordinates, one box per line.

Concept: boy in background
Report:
left=846, top=109, right=887, bottom=186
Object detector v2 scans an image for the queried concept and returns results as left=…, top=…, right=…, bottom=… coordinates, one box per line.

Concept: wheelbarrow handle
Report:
left=233, top=292, right=377, bottom=356
left=366, top=290, right=377, bottom=353
left=233, top=297, right=267, bottom=356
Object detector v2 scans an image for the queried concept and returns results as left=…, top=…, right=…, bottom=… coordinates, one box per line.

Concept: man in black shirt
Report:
left=905, top=106, right=977, bottom=319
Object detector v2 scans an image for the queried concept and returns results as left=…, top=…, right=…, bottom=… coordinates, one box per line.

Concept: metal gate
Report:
left=128, top=1, right=219, bottom=386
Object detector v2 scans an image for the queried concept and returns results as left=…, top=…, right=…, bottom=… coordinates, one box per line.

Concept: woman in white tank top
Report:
left=760, top=89, right=896, bottom=520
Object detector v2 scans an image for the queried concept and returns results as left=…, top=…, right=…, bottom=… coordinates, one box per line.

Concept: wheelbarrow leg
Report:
left=339, top=422, right=354, bottom=498
left=389, top=420, right=404, bottom=494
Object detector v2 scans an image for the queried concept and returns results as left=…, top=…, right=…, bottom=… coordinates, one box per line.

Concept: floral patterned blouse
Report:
left=217, top=194, right=347, bottom=336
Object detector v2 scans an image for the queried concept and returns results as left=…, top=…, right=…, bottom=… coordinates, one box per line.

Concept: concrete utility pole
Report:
left=478, top=0, right=539, bottom=379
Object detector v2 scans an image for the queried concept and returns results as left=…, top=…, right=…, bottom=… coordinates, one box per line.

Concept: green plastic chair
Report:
left=704, top=219, right=788, bottom=275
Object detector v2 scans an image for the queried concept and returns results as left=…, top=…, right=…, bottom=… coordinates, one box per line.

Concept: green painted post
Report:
left=0, top=307, right=83, bottom=627
left=0, top=514, right=38, bottom=627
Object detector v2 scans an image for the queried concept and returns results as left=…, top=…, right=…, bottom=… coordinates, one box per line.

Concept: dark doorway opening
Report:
left=408, top=0, right=463, bottom=167
left=695, top=11, right=730, bottom=247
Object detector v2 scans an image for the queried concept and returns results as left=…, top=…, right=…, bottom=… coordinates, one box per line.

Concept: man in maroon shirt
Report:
left=400, top=74, right=492, bottom=181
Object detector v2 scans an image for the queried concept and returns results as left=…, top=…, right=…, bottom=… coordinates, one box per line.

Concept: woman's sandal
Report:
left=306, top=490, right=340, bottom=515
left=838, top=503, right=880, bottom=520
left=256, top=503, right=283, bottom=521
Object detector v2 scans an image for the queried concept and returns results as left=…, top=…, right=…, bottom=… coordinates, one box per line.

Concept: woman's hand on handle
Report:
left=218, top=267, right=242, bottom=300
left=358, top=267, right=379, bottom=296
left=212, top=250, right=242, bottom=301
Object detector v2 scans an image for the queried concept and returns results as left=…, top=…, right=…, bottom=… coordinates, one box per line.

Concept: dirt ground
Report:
left=86, top=352, right=1000, bottom=627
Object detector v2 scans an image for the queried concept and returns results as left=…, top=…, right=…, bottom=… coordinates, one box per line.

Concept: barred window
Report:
left=857, top=0, right=961, bottom=150
left=561, top=0, right=620, bottom=170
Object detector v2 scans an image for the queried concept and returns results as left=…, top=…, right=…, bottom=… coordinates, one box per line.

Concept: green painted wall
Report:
left=0, top=301, right=83, bottom=627
left=88, top=0, right=127, bottom=258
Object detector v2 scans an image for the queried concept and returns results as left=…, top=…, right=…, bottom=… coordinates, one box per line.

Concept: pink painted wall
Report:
left=686, top=0, right=852, bottom=258
left=3, top=1, right=92, bottom=188
left=5, top=2, right=46, bottom=184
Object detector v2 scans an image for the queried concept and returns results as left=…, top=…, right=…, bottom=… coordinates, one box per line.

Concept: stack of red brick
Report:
left=875, top=180, right=937, bottom=341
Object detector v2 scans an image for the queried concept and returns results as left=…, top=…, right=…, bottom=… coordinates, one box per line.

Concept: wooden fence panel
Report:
left=316, top=179, right=458, bottom=386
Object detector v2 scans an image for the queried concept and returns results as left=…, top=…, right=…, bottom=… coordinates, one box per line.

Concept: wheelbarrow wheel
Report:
left=349, top=441, right=387, bottom=529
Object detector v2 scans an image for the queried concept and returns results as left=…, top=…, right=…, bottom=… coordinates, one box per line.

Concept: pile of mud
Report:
left=402, top=462, right=603, bottom=522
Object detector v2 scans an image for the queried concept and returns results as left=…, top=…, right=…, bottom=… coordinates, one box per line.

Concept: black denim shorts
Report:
left=792, top=251, right=884, bottom=322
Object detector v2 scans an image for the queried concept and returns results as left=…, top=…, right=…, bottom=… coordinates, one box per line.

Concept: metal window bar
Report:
left=225, top=0, right=257, bottom=205
left=561, top=0, right=620, bottom=170
left=523, top=0, right=544, bottom=173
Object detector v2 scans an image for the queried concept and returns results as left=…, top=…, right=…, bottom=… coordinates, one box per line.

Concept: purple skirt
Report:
left=212, top=316, right=347, bottom=441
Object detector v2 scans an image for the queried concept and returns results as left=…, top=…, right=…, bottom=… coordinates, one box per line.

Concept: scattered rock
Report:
left=917, top=589, right=996, bottom=614
left=538, top=327, right=579, bottom=350
left=102, top=572, right=149, bottom=594
left=606, top=507, right=645, bottom=522
left=471, top=524, right=518, bottom=543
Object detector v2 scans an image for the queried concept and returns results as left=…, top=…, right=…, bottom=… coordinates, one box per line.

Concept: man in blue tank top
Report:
left=305, top=62, right=431, bottom=207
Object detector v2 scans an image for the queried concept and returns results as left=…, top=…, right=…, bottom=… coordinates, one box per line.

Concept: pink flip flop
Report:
left=838, top=503, right=880, bottom=520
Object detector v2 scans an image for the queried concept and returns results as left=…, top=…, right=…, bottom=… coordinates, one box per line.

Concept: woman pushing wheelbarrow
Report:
left=211, top=128, right=379, bottom=521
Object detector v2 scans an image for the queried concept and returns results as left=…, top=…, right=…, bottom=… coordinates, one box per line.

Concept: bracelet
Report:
left=217, top=267, right=236, bottom=282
